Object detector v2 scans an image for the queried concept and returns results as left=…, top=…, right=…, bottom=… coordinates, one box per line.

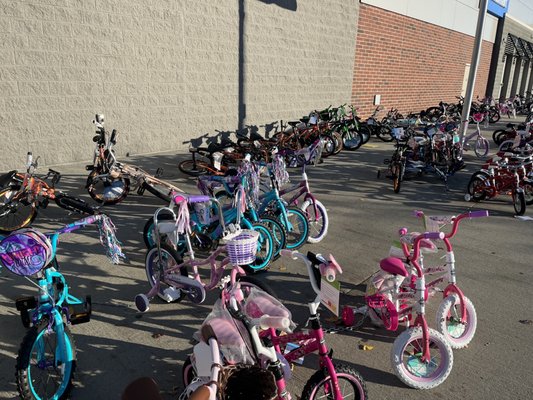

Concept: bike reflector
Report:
left=0, top=229, right=53, bottom=276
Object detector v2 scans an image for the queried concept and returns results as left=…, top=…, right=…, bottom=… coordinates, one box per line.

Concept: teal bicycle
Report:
left=0, top=214, right=124, bottom=400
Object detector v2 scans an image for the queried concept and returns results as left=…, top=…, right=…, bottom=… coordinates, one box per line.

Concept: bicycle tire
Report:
left=178, top=159, right=210, bottom=176
left=331, top=130, right=343, bottom=155
left=16, top=319, right=76, bottom=400
left=523, top=181, right=533, bottom=205
left=300, top=199, right=328, bottom=243
left=359, top=124, right=371, bottom=144
left=301, top=364, right=368, bottom=400
left=86, top=170, right=130, bottom=205
left=320, top=135, right=336, bottom=158
left=145, top=243, right=187, bottom=302
left=492, top=129, right=507, bottom=145
left=436, top=294, right=477, bottom=349
left=54, top=194, right=96, bottom=215
left=377, top=126, right=394, bottom=142
left=488, top=109, right=500, bottom=123
left=0, top=186, right=37, bottom=233
left=391, top=327, right=453, bottom=389
left=392, top=161, right=404, bottom=193
left=244, top=222, right=274, bottom=273
left=276, top=207, right=309, bottom=250
left=512, top=190, right=526, bottom=216
left=474, top=137, right=489, bottom=158
left=259, top=216, right=287, bottom=259
left=466, top=173, right=488, bottom=201
left=341, top=128, right=363, bottom=150
left=142, top=180, right=172, bottom=203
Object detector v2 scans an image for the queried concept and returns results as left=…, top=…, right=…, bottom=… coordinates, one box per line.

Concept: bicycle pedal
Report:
left=137, top=187, right=146, bottom=195
left=68, top=295, right=92, bottom=325
left=155, top=167, right=164, bottom=178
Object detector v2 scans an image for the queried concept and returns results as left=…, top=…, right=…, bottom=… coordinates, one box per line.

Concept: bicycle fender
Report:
left=443, top=284, right=467, bottom=324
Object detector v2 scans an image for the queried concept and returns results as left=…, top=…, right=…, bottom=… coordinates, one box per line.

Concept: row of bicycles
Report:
left=0, top=111, right=492, bottom=400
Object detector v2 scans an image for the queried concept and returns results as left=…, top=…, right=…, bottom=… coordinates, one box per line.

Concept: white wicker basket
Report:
left=226, top=230, right=259, bottom=265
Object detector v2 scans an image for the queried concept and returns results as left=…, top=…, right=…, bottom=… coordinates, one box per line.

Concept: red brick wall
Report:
left=352, top=4, right=494, bottom=117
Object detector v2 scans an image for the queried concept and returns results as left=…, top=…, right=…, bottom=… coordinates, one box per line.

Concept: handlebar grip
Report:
left=259, top=315, right=291, bottom=331
left=187, top=195, right=211, bottom=204
left=423, top=232, right=445, bottom=240
left=320, top=265, right=336, bottom=283
left=468, top=210, right=489, bottom=218
left=280, top=249, right=297, bottom=259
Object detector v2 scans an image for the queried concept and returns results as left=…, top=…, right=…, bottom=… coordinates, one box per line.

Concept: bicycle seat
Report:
left=189, top=147, right=198, bottom=153
left=506, top=123, right=516, bottom=129
left=379, top=257, right=408, bottom=277
left=244, top=291, right=291, bottom=320
left=287, top=121, right=300, bottom=127
left=0, top=170, right=17, bottom=188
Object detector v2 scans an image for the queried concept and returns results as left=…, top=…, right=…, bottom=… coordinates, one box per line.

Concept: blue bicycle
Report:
left=0, top=215, right=123, bottom=400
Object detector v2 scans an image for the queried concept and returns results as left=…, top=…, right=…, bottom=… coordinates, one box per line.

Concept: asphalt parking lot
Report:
left=1, top=119, right=532, bottom=399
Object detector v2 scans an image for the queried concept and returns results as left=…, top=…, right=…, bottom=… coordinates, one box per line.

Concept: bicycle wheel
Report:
left=277, top=207, right=309, bottom=250
left=474, top=137, right=489, bottom=158
left=86, top=170, right=130, bottom=205
left=145, top=243, right=187, bottom=302
left=341, top=128, right=363, bottom=150
left=391, top=161, right=405, bottom=194
left=178, top=159, right=210, bottom=176
left=512, top=190, right=526, bottom=216
left=523, top=181, right=533, bottom=205
left=16, top=320, right=76, bottom=400
left=331, top=131, right=343, bottom=155
left=466, top=174, right=488, bottom=201
left=359, top=125, right=371, bottom=144
left=488, top=109, right=500, bottom=123
left=321, top=135, right=336, bottom=158
left=491, top=129, right=507, bottom=145
left=259, top=216, right=287, bottom=259
left=391, top=327, right=453, bottom=389
left=377, top=126, right=394, bottom=142
left=301, top=364, right=368, bottom=400
left=0, top=187, right=37, bottom=233
left=436, top=294, right=477, bottom=349
left=498, top=140, right=516, bottom=153
left=245, top=222, right=274, bottom=273
left=142, top=181, right=173, bottom=203
left=300, top=199, right=328, bottom=243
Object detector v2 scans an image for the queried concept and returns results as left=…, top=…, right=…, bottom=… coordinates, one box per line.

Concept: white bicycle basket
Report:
left=225, top=230, right=259, bottom=266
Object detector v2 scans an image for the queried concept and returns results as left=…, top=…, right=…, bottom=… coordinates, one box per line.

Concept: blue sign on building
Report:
left=488, top=0, right=509, bottom=18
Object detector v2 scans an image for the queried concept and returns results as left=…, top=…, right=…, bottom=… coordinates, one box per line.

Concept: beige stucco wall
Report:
left=0, top=0, right=359, bottom=170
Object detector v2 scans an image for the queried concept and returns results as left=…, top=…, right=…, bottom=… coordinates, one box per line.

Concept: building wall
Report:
left=491, top=15, right=533, bottom=99
left=0, top=0, right=359, bottom=170
left=352, top=3, right=494, bottom=116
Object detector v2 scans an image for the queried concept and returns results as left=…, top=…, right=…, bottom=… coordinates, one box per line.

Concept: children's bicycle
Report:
left=458, top=113, right=490, bottom=158
left=411, top=210, right=489, bottom=348
left=86, top=114, right=184, bottom=205
left=0, top=214, right=124, bottom=400
left=0, top=152, right=98, bottom=233
left=344, top=231, right=454, bottom=389
left=181, top=249, right=367, bottom=400
left=135, top=194, right=275, bottom=310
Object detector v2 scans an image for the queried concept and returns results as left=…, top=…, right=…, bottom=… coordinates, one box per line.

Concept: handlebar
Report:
left=414, top=210, right=489, bottom=239
left=255, top=315, right=292, bottom=332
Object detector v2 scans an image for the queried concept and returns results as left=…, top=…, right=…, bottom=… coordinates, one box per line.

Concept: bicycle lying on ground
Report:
left=0, top=214, right=124, bottom=400
left=86, top=114, right=183, bottom=205
left=0, top=152, right=97, bottom=233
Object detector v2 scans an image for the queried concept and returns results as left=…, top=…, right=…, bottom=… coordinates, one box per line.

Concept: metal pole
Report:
left=459, top=0, right=489, bottom=141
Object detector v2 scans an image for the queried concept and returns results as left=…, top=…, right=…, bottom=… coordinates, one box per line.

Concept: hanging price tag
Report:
left=320, top=277, right=340, bottom=316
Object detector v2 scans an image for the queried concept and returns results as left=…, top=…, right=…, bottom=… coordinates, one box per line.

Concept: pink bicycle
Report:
left=181, top=249, right=368, bottom=400
left=344, top=231, right=454, bottom=389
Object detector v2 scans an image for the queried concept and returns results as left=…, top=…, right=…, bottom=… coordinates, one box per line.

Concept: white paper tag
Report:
left=212, top=152, right=223, bottom=170
left=320, top=277, right=340, bottom=316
